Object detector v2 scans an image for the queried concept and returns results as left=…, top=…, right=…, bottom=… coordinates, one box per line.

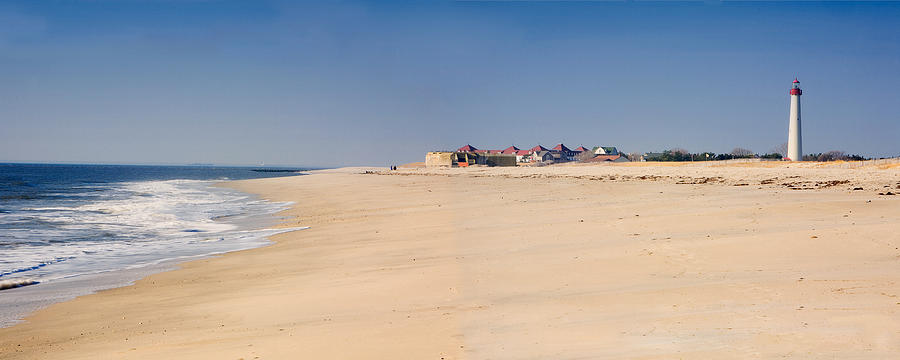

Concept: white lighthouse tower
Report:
left=787, top=78, right=803, bottom=161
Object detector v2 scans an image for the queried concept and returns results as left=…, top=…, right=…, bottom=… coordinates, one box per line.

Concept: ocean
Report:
left=0, top=163, right=308, bottom=327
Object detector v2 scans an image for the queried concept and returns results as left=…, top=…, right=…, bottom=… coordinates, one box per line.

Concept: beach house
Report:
left=552, top=144, right=580, bottom=161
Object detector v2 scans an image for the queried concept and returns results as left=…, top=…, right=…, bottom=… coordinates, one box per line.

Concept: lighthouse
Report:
left=787, top=78, right=803, bottom=161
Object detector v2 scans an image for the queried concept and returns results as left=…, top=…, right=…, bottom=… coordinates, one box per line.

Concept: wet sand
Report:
left=2, top=163, right=899, bottom=359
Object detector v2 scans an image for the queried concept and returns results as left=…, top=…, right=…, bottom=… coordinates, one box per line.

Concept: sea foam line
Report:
left=0, top=279, right=39, bottom=290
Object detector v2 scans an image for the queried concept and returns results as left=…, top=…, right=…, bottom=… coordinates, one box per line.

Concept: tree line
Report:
left=639, top=148, right=868, bottom=162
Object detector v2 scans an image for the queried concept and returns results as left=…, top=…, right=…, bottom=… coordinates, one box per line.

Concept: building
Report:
left=515, top=149, right=531, bottom=163
left=787, top=78, right=803, bottom=161
left=532, top=151, right=555, bottom=163
left=552, top=143, right=579, bottom=161
left=425, top=152, right=455, bottom=167
left=434, top=143, right=624, bottom=166
left=477, top=153, right=517, bottom=167
left=425, top=152, right=477, bottom=167
left=457, top=144, right=478, bottom=152
left=426, top=149, right=516, bottom=168
left=594, top=146, right=619, bottom=155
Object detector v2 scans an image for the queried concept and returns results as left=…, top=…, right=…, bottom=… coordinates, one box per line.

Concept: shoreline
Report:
left=0, top=179, right=302, bottom=329
left=1, top=164, right=899, bottom=359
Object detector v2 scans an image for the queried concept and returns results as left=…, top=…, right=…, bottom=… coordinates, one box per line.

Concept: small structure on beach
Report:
left=477, top=154, right=517, bottom=167
left=426, top=152, right=477, bottom=167
left=426, top=151, right=514, bottom=167
left=425, top=152, right=456, bottom=167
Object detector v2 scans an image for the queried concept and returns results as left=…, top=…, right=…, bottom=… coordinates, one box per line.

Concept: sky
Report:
left=1, top=0, right=898, bottom=167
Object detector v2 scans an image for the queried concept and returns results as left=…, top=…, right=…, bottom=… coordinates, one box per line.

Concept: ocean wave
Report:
left=0, top=257, right=72, bottom=279
left=0, top=279, right=39, bottom=291
left=0, top=179, right=296, bottom=289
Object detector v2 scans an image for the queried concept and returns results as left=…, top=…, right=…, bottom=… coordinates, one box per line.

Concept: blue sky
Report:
left=1, top=1, right=898, bottom=166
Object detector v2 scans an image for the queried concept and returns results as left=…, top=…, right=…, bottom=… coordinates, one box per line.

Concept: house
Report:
left=594, top=146, right=619, bottom=155
left=533, top=151, right=555, bottom=163
left=440, top=143, right=625, bottom=165
left=552, top=143, right=578, bottom=161
left=515, top=149, right=531, bottom=163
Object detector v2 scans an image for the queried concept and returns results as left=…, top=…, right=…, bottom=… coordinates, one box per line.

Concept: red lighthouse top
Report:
left=790, top=78, right=802, bottom=95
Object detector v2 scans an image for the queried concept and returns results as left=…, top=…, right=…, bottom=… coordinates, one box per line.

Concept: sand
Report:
left=2, top=162, right=899, bottom=359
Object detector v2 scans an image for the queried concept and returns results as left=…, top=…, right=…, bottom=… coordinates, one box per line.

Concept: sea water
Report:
left=0, top=163, right=308, bottom=327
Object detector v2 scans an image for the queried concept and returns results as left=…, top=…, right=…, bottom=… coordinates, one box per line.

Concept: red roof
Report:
left=588, top=154, right=622, bottom=162
left=530, top=145, right=549, bottom=152
left=515, top=150, right=531, bottom=156
left=574, top=146, right=590, bottom=152
left=457, top=144, right=477, bottom=152
left=793, top=78, right=800, bottom=83
left=501, top=146, right=520, bottom=154
left=552, top=143, right=572, bottom=152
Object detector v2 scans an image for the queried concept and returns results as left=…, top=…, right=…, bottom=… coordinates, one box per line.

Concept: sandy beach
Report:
left=2, top=162, right=899, bottom=359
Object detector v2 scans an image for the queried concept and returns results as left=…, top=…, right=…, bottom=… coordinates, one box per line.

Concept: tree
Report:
left=576, top=149, right=596, bottom=162
left=800, top=151, right=867, bottom=162
left=820, top=150, right=846, bottom=161
left=772, top=143, right=788, bottom=157
left=730, top=147, right=754, bottom=158
left=623, top=152, right=641, bottom=162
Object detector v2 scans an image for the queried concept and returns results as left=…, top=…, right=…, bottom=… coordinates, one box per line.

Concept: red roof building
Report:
left=574, top=146, right=590, bottom=152
left=501, top=146, right=520, bottom=154
left=457, top=144, right=478, bottom=152
left=530, top=145, right=549, bottom=152
left=552, top=143, right=572, bottom=152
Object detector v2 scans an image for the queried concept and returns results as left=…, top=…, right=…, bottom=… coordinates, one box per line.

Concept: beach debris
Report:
left=878, top=192, right=896, bottom=196
left=852, top=187, right=864, bottom=190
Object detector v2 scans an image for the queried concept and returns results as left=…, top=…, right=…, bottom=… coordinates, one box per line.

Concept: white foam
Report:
left=0, top=179, right=306, bottom=327
left=0, top=279, right=38, bottom=290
